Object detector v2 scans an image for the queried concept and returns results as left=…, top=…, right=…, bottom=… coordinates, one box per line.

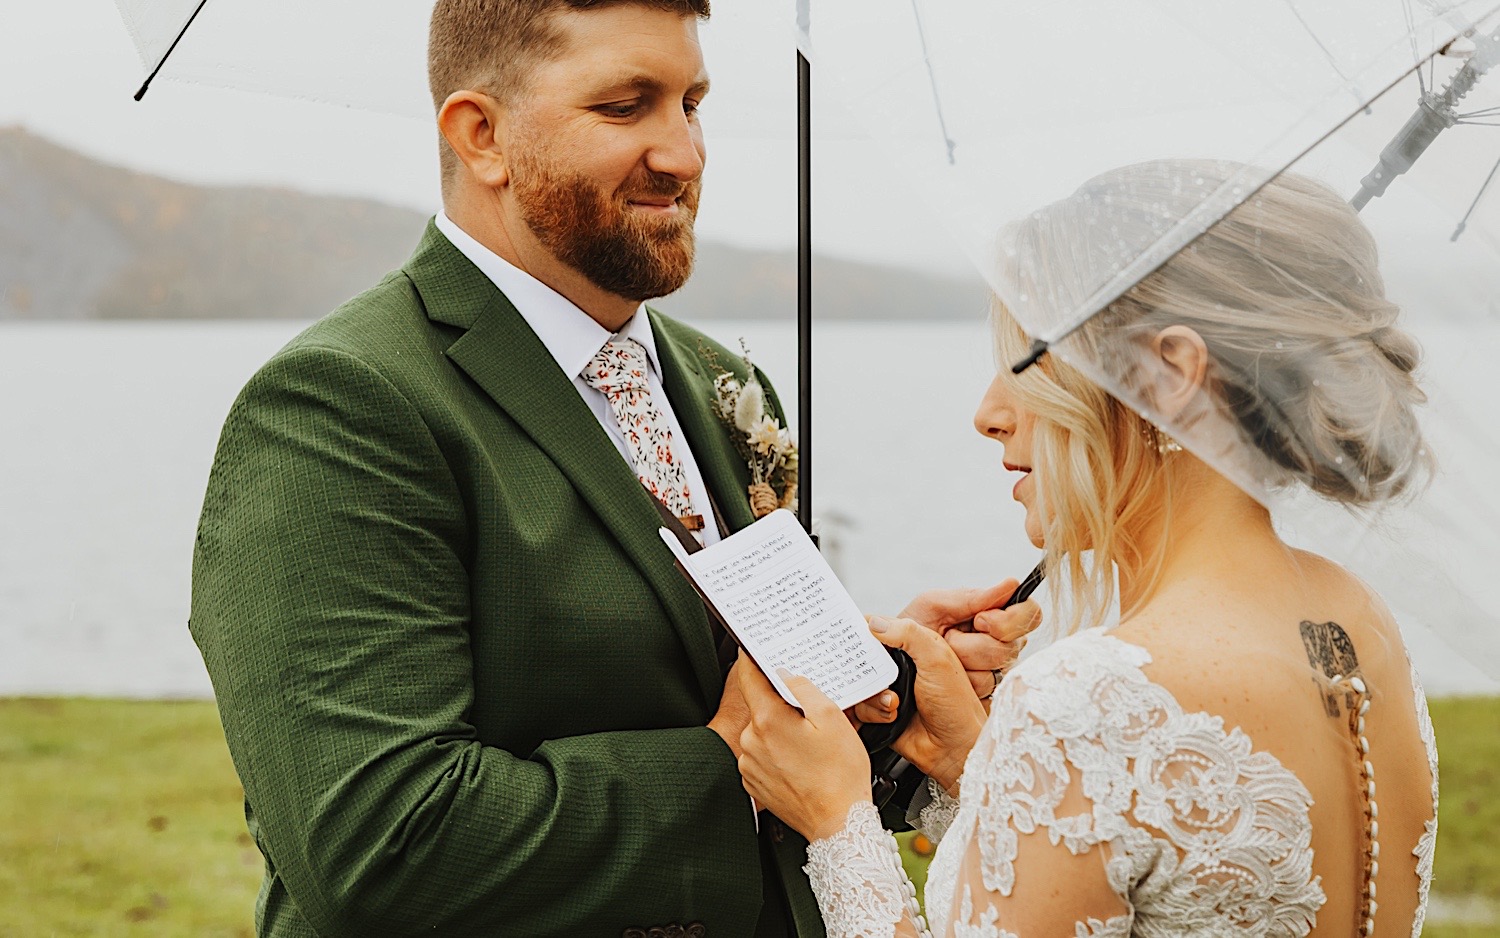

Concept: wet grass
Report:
left=1427, top=697, right=1500, bottom=902
left=0, top=698, right=260, bottom=937
left=0, top=695, right=1494, bottom=934
left=1420, top=696, right=1500, bottom=938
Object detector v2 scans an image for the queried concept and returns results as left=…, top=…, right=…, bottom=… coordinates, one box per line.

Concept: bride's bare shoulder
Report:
left=1103, top=552, right=1404, bottom=726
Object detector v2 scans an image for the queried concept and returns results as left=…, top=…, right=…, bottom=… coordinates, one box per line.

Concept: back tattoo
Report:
left=1299, top=620, right=1362, bottom=717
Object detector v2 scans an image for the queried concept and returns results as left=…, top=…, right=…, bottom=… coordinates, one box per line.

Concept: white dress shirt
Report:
left=434, top=212, right=722, bottom=545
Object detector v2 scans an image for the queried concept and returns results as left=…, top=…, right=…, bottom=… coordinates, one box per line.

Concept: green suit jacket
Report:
left=190, top=223, right=826, bottom=937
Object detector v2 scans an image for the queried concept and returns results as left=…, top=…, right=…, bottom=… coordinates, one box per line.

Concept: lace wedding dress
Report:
left=804, top=629, right=1439, bottom=938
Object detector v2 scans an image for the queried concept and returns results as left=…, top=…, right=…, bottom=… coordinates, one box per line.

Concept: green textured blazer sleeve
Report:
left=190, top=226, right=820, bottom=937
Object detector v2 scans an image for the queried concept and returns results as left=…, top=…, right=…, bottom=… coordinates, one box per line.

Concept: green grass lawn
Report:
left=0, top=699, right=260, bottom=937
left=1, top=696, right=1495, bottom=935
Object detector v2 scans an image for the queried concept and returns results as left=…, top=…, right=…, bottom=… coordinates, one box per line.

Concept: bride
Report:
left=735, top=162, right=1440, bottom=938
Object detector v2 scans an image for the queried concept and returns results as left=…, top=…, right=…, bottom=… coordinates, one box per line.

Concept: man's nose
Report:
left=645, top=111, right=705, bottom=181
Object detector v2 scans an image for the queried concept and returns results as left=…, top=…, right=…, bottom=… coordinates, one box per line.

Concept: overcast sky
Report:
left=0, top=0, right=973, bottom=275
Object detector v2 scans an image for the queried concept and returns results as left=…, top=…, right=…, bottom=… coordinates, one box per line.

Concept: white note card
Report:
left=660, top=509, right=896, bottom=710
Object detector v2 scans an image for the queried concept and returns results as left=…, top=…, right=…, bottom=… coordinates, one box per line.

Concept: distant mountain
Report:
left=0, top=127, right=985, bottom=322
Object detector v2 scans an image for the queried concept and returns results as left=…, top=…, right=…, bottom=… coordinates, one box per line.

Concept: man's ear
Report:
left=1149, top=325, right=1209, bottom=421
left=437, top=90, right=511, bottom=190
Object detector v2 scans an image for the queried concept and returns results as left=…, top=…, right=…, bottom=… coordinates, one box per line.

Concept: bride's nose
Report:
left=973, top=373, right=1017, bottom=441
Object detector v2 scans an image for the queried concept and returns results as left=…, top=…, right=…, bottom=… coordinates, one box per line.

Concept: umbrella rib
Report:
left=1402, top=0, right=1430, bottom=95
left=133, top=0, right=212, bottom=102
left=909, top=0, right=957, bottom=165
left=1015, top=41, right=1470, bottom=374
left=1282, top=0, right=1352, bottom=84
left=1451, top=151, right=1500, bottom=241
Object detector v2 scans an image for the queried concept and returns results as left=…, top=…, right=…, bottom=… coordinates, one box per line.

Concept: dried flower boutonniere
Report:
left=701, top=341, right=799, bottom=518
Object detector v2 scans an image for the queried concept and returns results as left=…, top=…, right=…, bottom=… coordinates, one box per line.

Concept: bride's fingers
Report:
left=898, top=578, right=1021, bottom=630
left=973, top=598, right=1042, bottom=642
left=851, top=691, right=899, bottom=726
left=966, top=669, right=998, bottom=697
left=944, top=628, right=1015, bottom=671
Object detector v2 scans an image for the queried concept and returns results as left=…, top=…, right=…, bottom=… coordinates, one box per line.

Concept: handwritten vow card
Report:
left=660, top=509, right=897, bottom=710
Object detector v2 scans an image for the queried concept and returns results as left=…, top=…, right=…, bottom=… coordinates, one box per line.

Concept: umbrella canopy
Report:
left=112, top=1, right=855, bottom=140
left=799, top=0, right=1500, bottom=680
left=113, top=0, right=860, bottom=535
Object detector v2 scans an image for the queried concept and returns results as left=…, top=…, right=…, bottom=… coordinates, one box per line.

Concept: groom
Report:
left=192, top=1, right=1031, bottom=935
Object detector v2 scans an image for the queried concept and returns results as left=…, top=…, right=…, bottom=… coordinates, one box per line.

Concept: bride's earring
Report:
left=1141, top=418, right=1184, bottom=455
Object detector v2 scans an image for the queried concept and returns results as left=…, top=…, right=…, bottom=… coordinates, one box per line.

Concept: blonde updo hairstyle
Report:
left=994, top=161, right=1433, bottom=632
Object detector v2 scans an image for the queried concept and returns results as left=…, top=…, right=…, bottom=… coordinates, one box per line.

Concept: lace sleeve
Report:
left=920, top=630, right=1323, bottom=937
left=913, top=776, right=961, bottom=844
left=803, top=801, right=931, bottom=938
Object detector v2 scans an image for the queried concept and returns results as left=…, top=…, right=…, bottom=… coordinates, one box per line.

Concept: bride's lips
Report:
left=1005, top=462, right=1033, bottom=500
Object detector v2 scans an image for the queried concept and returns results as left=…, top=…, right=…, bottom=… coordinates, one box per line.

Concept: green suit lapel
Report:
left=402, top=223, right=723, bottom=703
left=650, top=310, right=758, bottom=535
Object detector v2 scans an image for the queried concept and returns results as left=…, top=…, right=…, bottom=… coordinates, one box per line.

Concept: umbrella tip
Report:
left=1010, top=339, right=1049, bottom=375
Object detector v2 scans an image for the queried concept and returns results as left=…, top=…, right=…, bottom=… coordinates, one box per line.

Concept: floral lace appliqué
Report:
left=916, top=777, right=962, bottom=845
left=804, top=801, right=929, bottom=938
left=1408, top=660, right=1440, bottom=938
left=924, top=629, right=1325, bottom=937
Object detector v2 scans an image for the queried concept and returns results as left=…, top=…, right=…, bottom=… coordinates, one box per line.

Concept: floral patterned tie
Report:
left=583, top=339, right=700, bottom=536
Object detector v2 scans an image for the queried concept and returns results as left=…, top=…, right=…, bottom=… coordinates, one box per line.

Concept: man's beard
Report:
left=511, top=152, right=700, bottom=303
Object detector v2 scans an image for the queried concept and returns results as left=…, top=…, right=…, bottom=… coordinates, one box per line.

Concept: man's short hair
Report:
left=429, top=0, right=711, bottom=182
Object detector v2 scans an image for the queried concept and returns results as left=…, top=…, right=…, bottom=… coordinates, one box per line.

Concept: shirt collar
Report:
left=434, top=211, right=659, bottom=380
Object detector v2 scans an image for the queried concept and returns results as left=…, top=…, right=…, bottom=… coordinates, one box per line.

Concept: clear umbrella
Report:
left=111, top=0, right=865, bottom=536
left=113, top=1, right=824, bottom=136
left=799, top=0, right=1500, bottom=683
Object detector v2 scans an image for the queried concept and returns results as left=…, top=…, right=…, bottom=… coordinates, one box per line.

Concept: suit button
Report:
left=770, top=820, right=785, bottom=844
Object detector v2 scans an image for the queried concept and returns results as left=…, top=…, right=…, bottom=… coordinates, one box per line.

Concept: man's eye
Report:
left=683, top=100, right=701, bottom=117
left=595, top=103, right=638, bottom=118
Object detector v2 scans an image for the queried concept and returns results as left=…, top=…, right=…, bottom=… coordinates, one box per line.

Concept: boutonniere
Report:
left=701, top=341, right=799, bottom=518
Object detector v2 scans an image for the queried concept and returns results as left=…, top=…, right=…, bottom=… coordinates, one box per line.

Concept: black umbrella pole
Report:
left=797, top=50, right=814, bottom=536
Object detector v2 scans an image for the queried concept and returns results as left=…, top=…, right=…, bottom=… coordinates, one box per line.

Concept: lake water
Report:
left=2, top=320, right=1496, bottom=697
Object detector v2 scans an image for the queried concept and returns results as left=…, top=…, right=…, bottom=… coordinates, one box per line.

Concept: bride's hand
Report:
left=736, top=654, right=872, bottom=842
left=869, top=616, right=988, bottom=794
left=900, top=579, right=1042, bottom=699
left=850, top=578, right=1041, bottom=728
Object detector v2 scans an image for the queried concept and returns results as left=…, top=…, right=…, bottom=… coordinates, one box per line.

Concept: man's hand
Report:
left=901, top=579, right=1042, bottom=700
left=708, top=657, right=754, bottom=759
